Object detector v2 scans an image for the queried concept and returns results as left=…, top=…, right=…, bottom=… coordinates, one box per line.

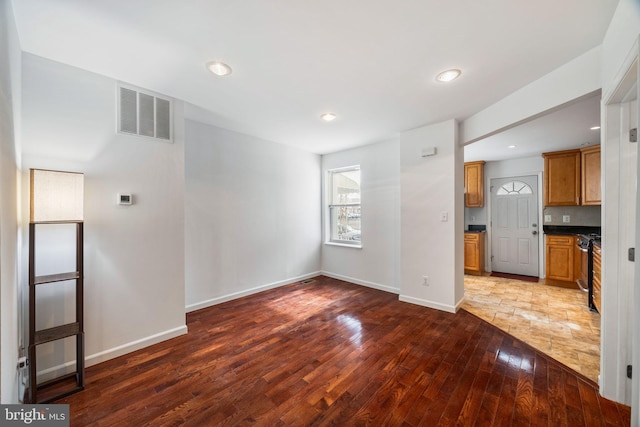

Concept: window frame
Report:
left=326, top=165, right=362, bottom=248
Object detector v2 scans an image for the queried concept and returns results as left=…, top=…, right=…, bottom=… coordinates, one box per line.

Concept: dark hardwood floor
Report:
left=53, top=276, right=630, bottom=426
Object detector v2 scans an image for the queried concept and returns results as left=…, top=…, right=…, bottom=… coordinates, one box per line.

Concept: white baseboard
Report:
left=398, top=294, right=457, bottom=314
left=185, top=271, right=322, bottom=313
left=320, top=271, right=400, bottom=294
left=36, top=325, right=188, bottom=382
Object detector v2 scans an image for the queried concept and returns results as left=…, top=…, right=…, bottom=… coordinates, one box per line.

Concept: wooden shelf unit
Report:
left=28, top=221, right=85, bottom=404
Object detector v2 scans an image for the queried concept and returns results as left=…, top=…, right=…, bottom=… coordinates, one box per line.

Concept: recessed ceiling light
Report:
left=435, top=69, right=461, bottom=83
left=206, top=61, right=232, bottom=76
left=321, top=112, right=337, bottom=122
left=590, top=126, right=601, bottom=130
left=508, top=145, right=516, bottom=149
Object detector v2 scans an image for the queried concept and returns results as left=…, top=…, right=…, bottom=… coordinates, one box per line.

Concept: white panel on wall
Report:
left=399, top=120, right=463, bottom=313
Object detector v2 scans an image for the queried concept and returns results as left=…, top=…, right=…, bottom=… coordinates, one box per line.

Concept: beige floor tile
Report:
left=462, top=274, right=600, bottom=383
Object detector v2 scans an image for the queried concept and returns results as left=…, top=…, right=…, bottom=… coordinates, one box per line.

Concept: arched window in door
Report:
left=496, top=180, right=533, bottom=195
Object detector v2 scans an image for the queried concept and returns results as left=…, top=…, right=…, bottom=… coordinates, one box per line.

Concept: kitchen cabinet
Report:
left=545, top=234, right=575, bottom=284
left=543, top=149, right=581, bottom=206
left=464, top=161, right=485, bottom=208
left=592, top=242, right=601, bottom=313
left=464, top=232, right=485, bottom=275
left=581, top=145, right=601, bottom=205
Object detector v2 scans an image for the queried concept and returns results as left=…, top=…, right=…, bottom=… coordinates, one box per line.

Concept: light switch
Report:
left=440, top=211, right=448, bottom=222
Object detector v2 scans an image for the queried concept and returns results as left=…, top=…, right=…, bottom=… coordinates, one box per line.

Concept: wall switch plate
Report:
left=544, top=215, right=552, bottom=222
left=440, top=211, right=448, bottom=222
left=562, top=215, right=570, bottom=223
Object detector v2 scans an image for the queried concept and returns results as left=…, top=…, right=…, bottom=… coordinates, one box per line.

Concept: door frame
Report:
left=486, top=171, right=545, bottom=277
left=600, top=36, right=639, bottom=413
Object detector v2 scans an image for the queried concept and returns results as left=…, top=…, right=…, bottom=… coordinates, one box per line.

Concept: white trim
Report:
left=35, top=325, right=188, bottom=382
left=321, top=271, right=399, bottom=294
left=185, top=271, right=322, bottom=313
left=600, top=35, right=639, bottom=408
left=398, top=294, right=458, bottom=314
left=324, top=241, right=362, bottom=249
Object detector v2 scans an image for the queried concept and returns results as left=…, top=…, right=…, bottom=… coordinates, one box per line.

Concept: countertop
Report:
left=543, top=225, right=601, bottom=236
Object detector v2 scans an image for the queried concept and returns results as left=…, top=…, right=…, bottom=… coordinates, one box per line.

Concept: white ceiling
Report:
left=10, top=0, right=618, bottom=154
left=464, top=92, right=602, bottom=162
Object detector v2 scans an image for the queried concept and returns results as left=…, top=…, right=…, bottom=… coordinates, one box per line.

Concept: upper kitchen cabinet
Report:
left=542, top=147, right=601, bottom=206
left=543, top=149, right=581, bottom=206
left=464, top=161, right=485, bottom=208
left=580, top=145, right=601, bottom=205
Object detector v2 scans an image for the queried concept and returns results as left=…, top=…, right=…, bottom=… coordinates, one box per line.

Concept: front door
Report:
left=490, top=175, right=539, bottom=276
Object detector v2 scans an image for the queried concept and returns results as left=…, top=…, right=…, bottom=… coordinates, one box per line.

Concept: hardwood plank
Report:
left=50, top=276, right=629, bottom=426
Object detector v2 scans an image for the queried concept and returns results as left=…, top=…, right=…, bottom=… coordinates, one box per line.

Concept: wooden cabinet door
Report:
left=543, top=150, right=581, bottom=206
left=464, top=232, right=484, bottom=275
left=464, top=161, right=485, bottom=208
left=581, top=145, right=601, bottom=205
left=464, top=238, right=479, bottom=271
left=545, top=235, right=574, bottom=282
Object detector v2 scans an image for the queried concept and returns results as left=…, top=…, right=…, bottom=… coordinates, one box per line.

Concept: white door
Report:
left=490, top=175, right=539, bottom=276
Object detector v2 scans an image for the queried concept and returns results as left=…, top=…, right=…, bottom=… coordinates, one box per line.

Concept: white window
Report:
left=327, top=166, right=361, bottom=246
left=496, top=180, right=533, bottom=195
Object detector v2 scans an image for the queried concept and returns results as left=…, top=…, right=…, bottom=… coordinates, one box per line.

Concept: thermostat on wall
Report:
left=117, top=193, right=133, bottom=205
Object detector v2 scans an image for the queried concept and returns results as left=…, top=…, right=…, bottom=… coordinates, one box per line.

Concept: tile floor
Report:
left=461, top=274, right=601, bottom=383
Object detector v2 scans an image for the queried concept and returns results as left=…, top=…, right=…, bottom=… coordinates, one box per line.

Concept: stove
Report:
left=576, top=233, right=600, bottom=312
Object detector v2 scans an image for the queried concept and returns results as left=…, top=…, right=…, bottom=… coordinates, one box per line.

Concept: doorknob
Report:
left=532, top=230, right=538, bottom=235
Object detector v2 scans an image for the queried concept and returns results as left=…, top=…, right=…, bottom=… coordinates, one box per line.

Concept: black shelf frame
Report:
left=28, top=221, right=85, bottom=404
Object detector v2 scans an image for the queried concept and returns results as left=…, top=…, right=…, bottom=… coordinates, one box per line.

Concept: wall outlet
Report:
left=544, top=214, right=552, bottom=222
left=422, top=276, right=429, bottom=286
left=562, top=215, right=570, bottom=223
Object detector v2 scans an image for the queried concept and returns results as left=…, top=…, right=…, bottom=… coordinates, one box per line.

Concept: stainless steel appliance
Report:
left=576, top=234, right=600, bottom=312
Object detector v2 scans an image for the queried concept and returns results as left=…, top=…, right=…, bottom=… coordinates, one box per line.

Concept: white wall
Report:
left=0, top=0, right=22, bottom=403
left=599, top=0, right=640, bottom=408
left=321, top=138, right=401, bottom=293
left=184, top=118, right=321, bottom=311
left=601, top=0, right=640, bottom=99
left=460, top=47, right=602, bottom=145
left=400, top=120, right=464, bottom=313
left=20, top=53, right=187, bottom=376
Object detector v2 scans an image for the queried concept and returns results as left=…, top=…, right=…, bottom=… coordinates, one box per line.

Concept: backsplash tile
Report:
left=543, top=205, right=601, bottom=226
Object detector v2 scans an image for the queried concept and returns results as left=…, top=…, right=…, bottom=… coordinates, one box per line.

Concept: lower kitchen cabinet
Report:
left=464, top=232, right=485, bottom=276
left=593, top=242, right=602, bottom=313
left=545, top=234, right=575, bottom=285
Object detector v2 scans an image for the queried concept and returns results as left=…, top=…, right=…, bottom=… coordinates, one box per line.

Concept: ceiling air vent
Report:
left=117, top=84, right=172, bottom=142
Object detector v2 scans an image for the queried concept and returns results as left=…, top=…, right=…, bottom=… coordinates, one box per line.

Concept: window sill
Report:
left=324, top=241, right=362, bottom=249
